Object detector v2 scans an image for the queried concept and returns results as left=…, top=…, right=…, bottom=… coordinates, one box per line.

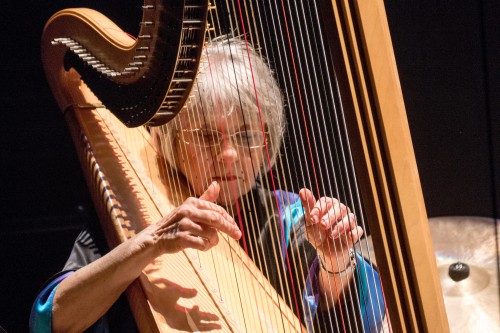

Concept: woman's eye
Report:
left=201, top=131, right=218, bottom=143
left=241, top=134, right=252, bottom=143
left=238, top=131, right=261, bottom=145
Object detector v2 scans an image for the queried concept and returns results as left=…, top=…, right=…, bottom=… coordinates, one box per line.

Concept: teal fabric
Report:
left=279, top=191, right=303, bottom=250
left=355, top=253, right=385, bottom=332
left=30, top=271, right=74, bottom=333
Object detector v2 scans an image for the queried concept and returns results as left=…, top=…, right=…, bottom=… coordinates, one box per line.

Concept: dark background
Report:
left=1, top=1, right=498, bottom=332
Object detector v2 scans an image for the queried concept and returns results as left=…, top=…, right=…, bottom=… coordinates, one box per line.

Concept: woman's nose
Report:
left=216, top=139, right=239, bottom=162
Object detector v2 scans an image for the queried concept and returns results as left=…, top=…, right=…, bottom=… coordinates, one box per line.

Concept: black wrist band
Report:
left=319, top=256, right=351, bottom=274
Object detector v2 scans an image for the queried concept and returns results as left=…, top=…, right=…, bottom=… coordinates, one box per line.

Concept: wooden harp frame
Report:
left=41, top=0, right=449, bottom=331
left=327, top=1, right=449, bottom=331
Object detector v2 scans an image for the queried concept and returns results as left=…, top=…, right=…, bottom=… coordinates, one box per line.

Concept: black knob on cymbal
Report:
left=448, top=262, right=470, bottom=282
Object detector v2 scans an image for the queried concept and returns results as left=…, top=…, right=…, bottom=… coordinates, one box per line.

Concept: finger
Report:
left=174, top=197, right=241, bottom=239
left=199, top=181, right=220, bottom=202
left=179, top=207, right=241, bottom=240
left=306, top=225, right=324, bottom=246
left=164, top=227, right=216, bottom=253
left=331, top=201, right=348, bottom=221
left=332, top=213, right=356, bottom=239
left=349, top=226, right=364, bottom=244
left=299, top=188, right=317, bottom=225
left=324, top=203, right=350, bottom=233
left=315, top=197, right=338, bottom=228
left=188, top=197, right=235, bottom=228
left=177, top=219, right=220, bottom=246
left=183, top=234, right=215, bottom=251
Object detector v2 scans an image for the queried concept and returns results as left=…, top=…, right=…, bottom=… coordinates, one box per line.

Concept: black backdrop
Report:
left=0, top=1, right=498, bottom=332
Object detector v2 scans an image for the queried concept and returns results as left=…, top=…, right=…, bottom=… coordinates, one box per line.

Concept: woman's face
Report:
left=175, top=108, right=266, bottom=207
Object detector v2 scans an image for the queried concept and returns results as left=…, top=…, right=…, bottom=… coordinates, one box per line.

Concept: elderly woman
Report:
left=30, top=36, right=384, bottom=332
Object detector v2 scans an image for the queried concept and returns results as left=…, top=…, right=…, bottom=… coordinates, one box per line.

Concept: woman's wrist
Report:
left=319, top=248, right=356, bottom=275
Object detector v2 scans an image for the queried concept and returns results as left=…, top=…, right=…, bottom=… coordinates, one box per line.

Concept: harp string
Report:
left=280, top=8, right=340, bottom=331
left=190, top=70, right=244, bottom=314
left=229, top=0, right=338, bottom=326
left=245, top=0, right=350, bottom=326
left=247, top=4, right=306, bottom=318
left=199, top=3, right=267, bottom=326
left=261, top=3, right=326, bottom=326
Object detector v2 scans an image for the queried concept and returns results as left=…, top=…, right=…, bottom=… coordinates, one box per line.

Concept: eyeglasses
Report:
left=179, top=128, right=267, bottom=148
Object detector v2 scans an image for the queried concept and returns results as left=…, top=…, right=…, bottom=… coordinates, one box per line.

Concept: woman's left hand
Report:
left=299, top=188, right=363, bottom=269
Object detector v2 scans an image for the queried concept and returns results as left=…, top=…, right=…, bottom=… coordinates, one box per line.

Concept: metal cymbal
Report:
left=428, top=216, right=500, bottom=333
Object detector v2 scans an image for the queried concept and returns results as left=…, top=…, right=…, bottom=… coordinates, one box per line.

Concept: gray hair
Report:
left=155, top=36, right=285, bottom=173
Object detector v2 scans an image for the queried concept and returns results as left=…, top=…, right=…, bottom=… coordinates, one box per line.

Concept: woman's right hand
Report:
left=142, top=181, right=242, bottom=255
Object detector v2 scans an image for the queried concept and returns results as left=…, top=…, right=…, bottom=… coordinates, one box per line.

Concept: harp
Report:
left=41, top=0, right=449, bottom=331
